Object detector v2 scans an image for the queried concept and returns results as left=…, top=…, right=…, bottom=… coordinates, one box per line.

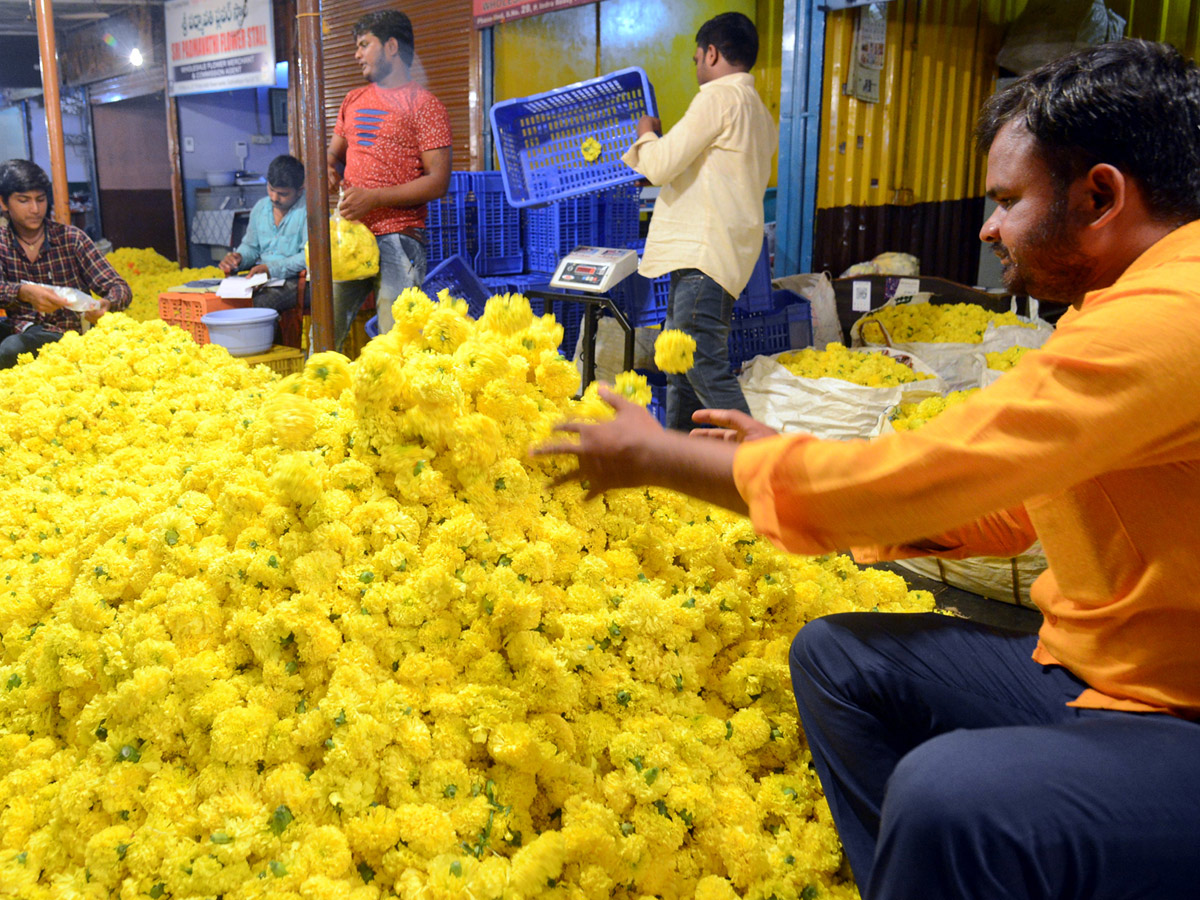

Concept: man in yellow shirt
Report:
left=621, top=12, right=775, bottom=431
left=538, top=39, right=1200, bottom=899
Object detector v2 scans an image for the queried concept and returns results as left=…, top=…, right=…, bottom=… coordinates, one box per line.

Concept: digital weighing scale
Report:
left=527, top=246, right=641, bottom=389
left=548, top=246, right=639, bottom=294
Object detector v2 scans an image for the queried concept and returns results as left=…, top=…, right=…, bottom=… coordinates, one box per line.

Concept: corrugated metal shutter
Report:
left=320, top=1, right=477, bottom=171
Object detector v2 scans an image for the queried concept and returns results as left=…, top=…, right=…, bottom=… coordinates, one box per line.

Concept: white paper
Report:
left=216, top=273, right=269, bottom=299
left=895, top=277, right=921, bottom=299
left=852, top=280, right=872, bottom=312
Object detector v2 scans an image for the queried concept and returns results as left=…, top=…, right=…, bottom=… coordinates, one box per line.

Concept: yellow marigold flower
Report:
left=654, top=329, right=697, bottom=374
left=303, top=351, right=353, bottom=398
left=612, top=370, right=652, bottom=407
left=264, top=392, right=318, bottom=448
left=861, top=301, right=1034, bottom=344
left=890, top=388, right=978, bottom=431
left=479, top=291, right=534, bottom=336
left=272, top=452, right=324, bottom=506
left=776, top=342, right=931, bottom=387
left=986, top=344, right=1033, bottom=371
left=580, top=135, right=603, bottom=162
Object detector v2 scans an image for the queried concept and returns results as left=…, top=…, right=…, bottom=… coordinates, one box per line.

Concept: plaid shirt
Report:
left=0, top=218, right=132, bottom=334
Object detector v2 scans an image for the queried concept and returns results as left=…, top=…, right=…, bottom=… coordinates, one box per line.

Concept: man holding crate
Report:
left=622, top=11, right=775, bottom=431
left=326, top=9, right=452, bottom=352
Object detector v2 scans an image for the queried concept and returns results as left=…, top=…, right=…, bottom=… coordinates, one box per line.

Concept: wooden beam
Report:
left=33, top=0, right=69, bottom=225
left=165, top=94, right=189, bottom=265
left=296, top=0, right=333, bottom=352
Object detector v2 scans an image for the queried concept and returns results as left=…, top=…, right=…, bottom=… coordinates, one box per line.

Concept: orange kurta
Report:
left=733, top=221, right=1200, bottom=717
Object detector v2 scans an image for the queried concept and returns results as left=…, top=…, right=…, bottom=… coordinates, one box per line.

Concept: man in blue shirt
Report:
left=219, top=154, right=307, bottom=320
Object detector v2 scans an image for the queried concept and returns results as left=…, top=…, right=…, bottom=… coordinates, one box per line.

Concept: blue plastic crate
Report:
left=599, top=184, right=641, bottom=249
left=423, top=254, right=492, bottom=318
left=490, top=67, right=657, bottom=207
left=481, top=273, right=553, bottom=297
left=526, top=294, right=586, bottom=356
left=425, top=172, right=471, bottom=268
left=524, top=194, right=603, bottom=273
left=471, top=171, right=524, bottom=276
left=734, top=236, right=772, bottom=313
left=365, top=315, right=380, bottom=339
left=727, top=294, right=813, bottom=368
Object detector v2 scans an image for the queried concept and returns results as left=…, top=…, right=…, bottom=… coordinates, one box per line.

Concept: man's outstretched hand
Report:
left=532, top=387, right=753, bottom=515
left=690, top=408, right=778, bottom=443
left=533, top=387, right=661, bottom=499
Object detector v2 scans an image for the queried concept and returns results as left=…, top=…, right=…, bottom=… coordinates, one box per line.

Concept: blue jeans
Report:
left=331, top=232, right=425, bottom=351
left=664, top=269, right=749, bottom=431
left=789, top=612, right=1200, bottom=900
left=0, top=324, right=63, bottom=368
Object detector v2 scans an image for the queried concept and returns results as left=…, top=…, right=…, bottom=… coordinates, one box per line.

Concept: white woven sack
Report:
left=892, top=544, right=1048, bottom=608
left=738, top=347, right=944, bottom=441
left=850, top=294, right=1055, bottom=391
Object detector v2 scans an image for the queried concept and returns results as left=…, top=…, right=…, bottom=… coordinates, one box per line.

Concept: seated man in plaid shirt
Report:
left=0, top=159, right=131, bottom=368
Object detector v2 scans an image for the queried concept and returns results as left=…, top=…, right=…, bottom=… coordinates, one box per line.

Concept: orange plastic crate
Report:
left=158, top=291, right=252, bottom=344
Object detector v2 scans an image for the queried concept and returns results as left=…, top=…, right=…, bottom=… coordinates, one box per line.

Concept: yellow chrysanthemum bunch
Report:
left=776, top=342, right=933, bottom=387
left=580, top=136, right=603, bottom=163
left=889, top=389, right=979, bottom=431
left=104, top=246, right=223, bottom=322
left=308, top=216, right=380, bottom=281
left=860, top=301, right=1035, bottom=344
left=985, top=345, right=1033, bottom=372
left=654, top=329, right=696, bottom=374
left=0, top=302, right=935, bottom=900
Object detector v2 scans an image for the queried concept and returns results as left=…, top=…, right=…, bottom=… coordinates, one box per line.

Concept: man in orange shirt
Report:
left=536, top=40, right=1200, bottom=899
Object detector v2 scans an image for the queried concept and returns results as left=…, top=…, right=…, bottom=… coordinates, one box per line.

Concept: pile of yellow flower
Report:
left=0, top=293, right=934, bottom=900
left=311, top=216, right=380, bottom=282
left=859, top=302, right=1034, bottom=344
left=985, top=345, right=1033, bottom=372
left=104, top=247, right=223, bottom=323
left=889, top=389, right=979, bottom=431
left=775, top=342, right=933, bottom=388
left=653, top=329, right=696, bottom=374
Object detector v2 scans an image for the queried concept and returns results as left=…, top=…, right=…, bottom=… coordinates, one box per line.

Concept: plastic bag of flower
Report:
left=849, top=293, right=1055, bottom=390
left=738, top=342, right=944, bottom=440
left=0, top=297, right=936, bottom=900
left=306, top=213, right=380, bottom=282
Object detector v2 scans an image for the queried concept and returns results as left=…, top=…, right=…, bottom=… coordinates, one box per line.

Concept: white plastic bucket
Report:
left=201, top=308, right=278, bottom=356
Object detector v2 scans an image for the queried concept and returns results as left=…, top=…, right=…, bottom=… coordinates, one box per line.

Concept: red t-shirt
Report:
left=334, top=81, right=452, bottom=236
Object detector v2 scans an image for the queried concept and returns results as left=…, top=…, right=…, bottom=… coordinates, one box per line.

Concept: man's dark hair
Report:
left=353, top=10, right=414, bottom=67
left=696, top=12, right=758, bottom=70
left=267, top=154, right=305, bottom=191
left=0, top=158, right=52, bottom=204
left=976, top=39, right=1200, bottom=223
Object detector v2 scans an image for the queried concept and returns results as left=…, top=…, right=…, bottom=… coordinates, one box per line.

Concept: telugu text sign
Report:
left=165, top=0, right=276, bottom=95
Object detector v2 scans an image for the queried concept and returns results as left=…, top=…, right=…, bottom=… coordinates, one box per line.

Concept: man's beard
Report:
left=993, top=193, right=1098, bottom=304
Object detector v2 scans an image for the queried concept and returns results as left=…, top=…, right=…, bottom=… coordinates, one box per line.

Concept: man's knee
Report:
left=790, top=612, right=882, bottom=683
left=885, top=730, right=1037, bottom=839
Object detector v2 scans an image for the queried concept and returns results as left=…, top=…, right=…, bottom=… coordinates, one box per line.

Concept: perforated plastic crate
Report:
left=524, top=194, right=603, bottom=273
left=471, top=171, right=524, bottom=275
left=599, top=184, right=641, bottom=249
left=734, top=237, right=772, bottom=312
left=490, top=67, right=657, bottom=207
left=422, top=254, right=492, bottom=319
left=425, top=172, right=472, bottom=269
left=727, top=293, right=813, bottom=368
left=158, top=291, right=251, bottom=344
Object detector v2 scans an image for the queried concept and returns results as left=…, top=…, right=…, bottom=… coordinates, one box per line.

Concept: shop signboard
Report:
left=165, top=0, right=275, bottom=96
left=473, top=0, right=594, bottom=29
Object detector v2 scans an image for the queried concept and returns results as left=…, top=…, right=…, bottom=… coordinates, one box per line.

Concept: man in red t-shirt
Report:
left=326, top=9, right=452, bottom=351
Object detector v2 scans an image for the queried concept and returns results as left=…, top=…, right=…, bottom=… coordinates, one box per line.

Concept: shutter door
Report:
left=320, top=1, right=478, bottom=171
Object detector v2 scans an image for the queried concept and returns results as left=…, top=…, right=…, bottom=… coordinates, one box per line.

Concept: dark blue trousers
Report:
left=789, top=612, right=1200, bottom=900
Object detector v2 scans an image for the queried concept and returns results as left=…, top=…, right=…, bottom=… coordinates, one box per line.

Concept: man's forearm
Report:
left=365, top=173, right=449, bottom=210
left=648, top=429, right=748, bottom=515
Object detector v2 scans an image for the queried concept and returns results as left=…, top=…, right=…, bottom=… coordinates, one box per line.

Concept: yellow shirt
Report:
left=621, top=72, right=776, bottom=298
left=733, top=220, right=1200, bottom=718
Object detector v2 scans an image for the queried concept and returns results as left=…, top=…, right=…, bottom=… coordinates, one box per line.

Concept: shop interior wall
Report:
left=491, top=0, right=784, bottom=189
left=813, top=0, right=1200, bottom=285
left=176, top=74, right=291, bottom=268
